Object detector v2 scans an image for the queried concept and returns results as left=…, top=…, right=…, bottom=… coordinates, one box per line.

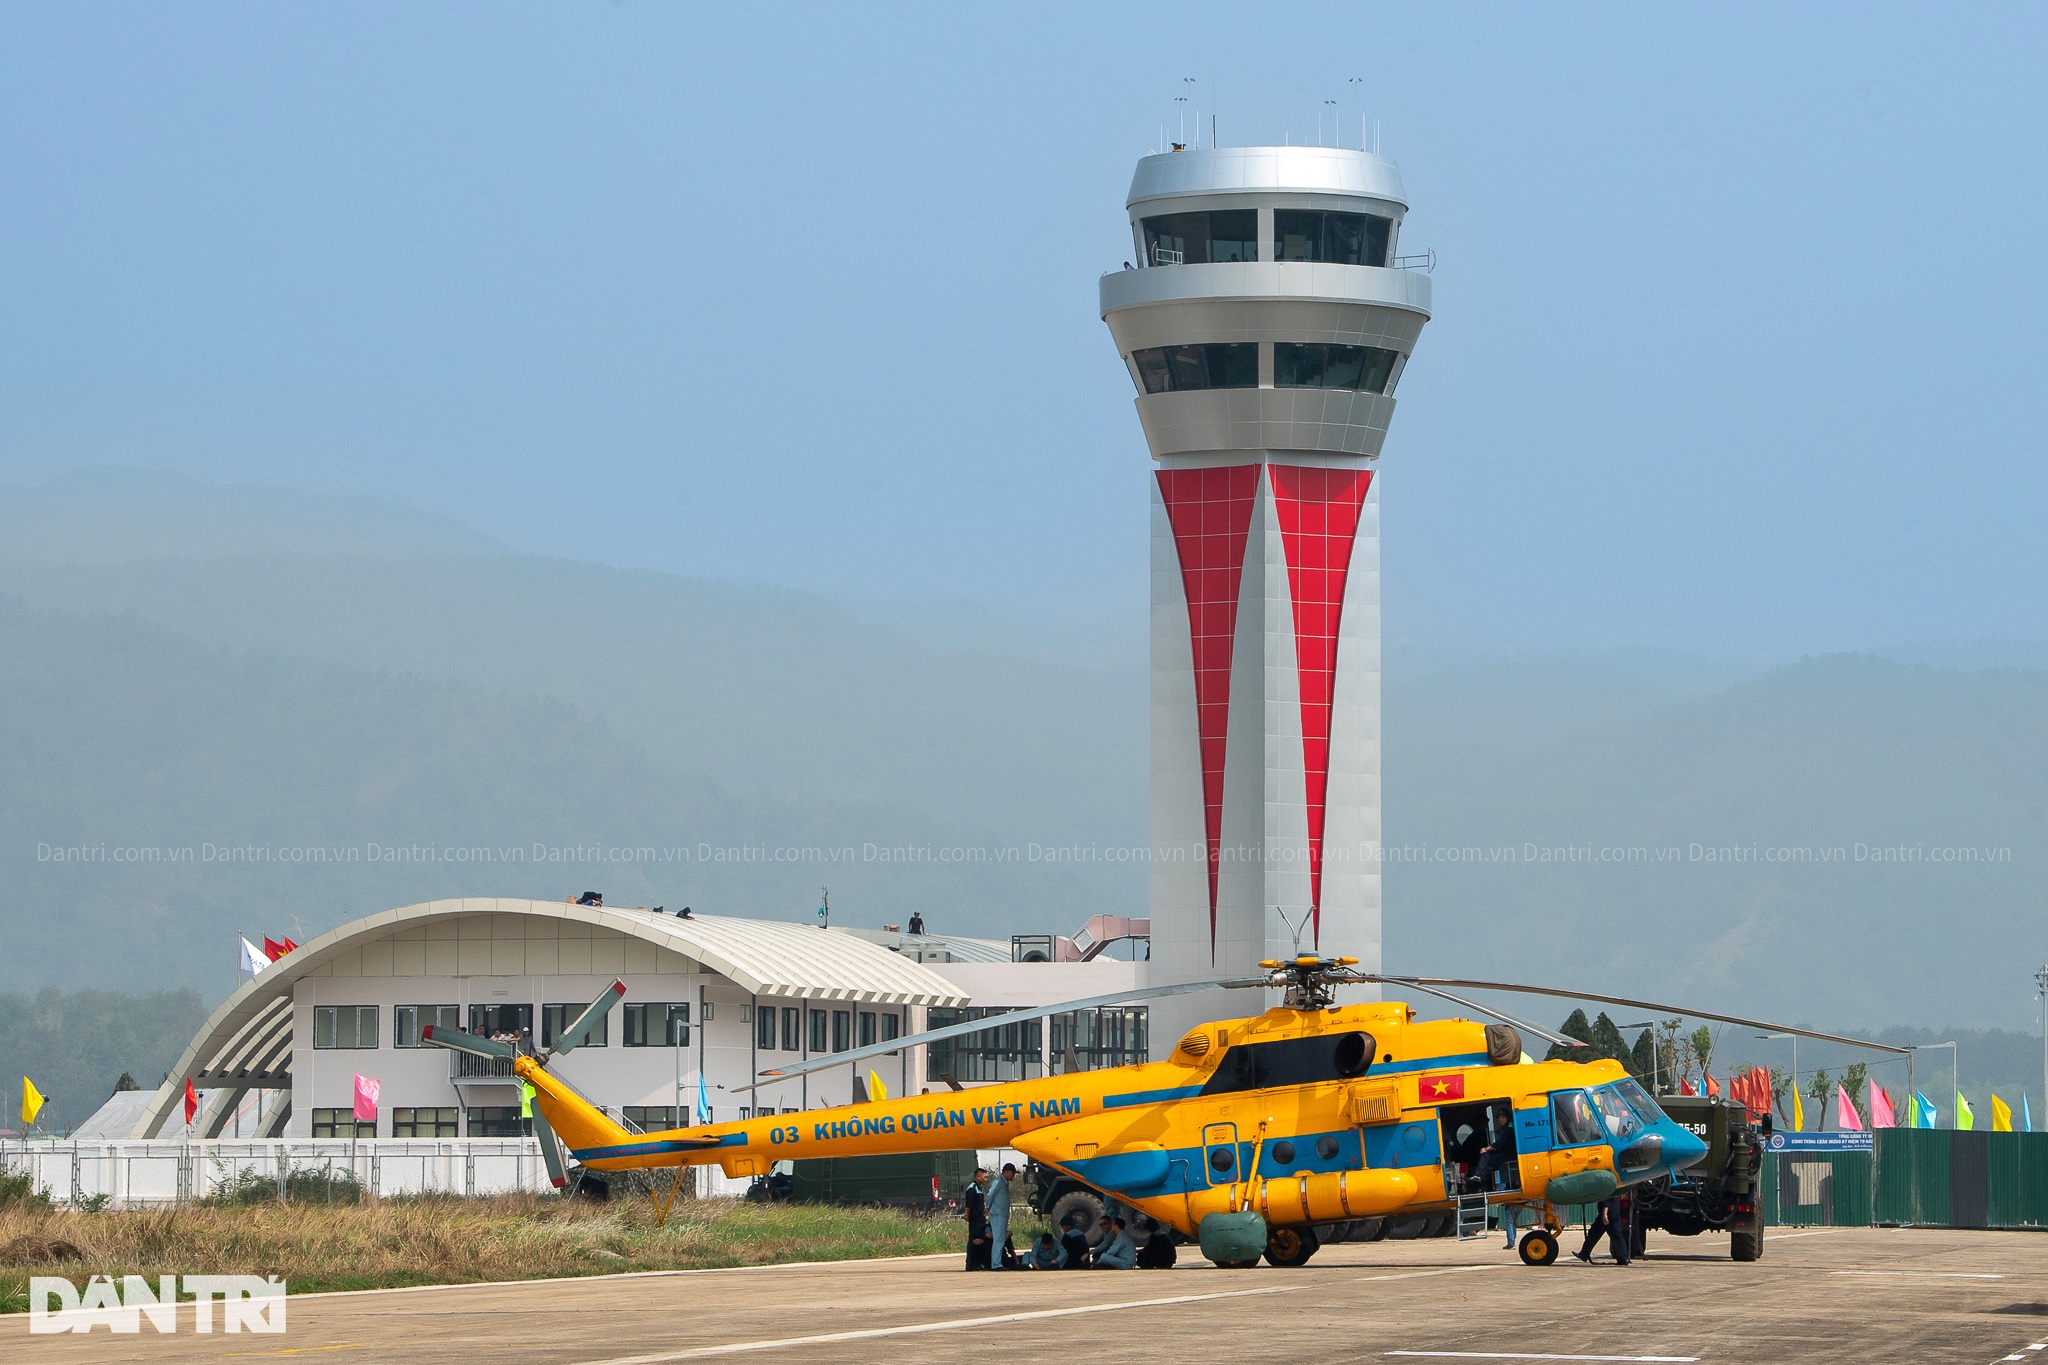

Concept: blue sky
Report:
left=2, top=3, right=2043, bottom=659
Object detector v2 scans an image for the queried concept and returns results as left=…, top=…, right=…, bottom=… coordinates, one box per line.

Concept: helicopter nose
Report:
left=1668, top=1124, right=1710, bottom=1172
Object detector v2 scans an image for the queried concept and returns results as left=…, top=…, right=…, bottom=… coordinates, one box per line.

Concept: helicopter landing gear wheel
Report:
left=1263, top=1225, right=1320, bottom=1267
left=1517, top=1229, right=1559, bottom=1266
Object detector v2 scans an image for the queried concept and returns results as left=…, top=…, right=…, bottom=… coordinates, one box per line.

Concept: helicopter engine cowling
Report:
left=1257, top=1167, right=1418, bottom=1224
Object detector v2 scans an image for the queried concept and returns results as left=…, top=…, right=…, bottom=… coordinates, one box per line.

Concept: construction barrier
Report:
left=1764, top=1130, right=2048, bottom=1230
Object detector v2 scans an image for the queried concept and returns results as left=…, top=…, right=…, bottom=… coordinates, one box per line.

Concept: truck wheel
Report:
left=1630, top=1222, right=1647, bottom=1259
left=1264, top=1225, right=1319, bottom=1267
left=1050, top=1189, right=1106, bottom=1245
left=1730, top=1214, right=1763, bottom=1263
left=1517, top=1229, right=1560, bottom=1266
left=1355, top=1217, right=1389, bottom=1242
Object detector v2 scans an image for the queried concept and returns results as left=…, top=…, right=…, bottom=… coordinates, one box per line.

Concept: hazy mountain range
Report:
left=1, top=468, right=2043, bottom=1130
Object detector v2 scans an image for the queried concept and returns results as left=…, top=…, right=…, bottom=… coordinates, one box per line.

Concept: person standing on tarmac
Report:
left=963, top=1168, right=992, bottom=1270
left=988, top=1163, right=1015, bottom=1267
left=1574, top=1192, right=1632, bottom=1266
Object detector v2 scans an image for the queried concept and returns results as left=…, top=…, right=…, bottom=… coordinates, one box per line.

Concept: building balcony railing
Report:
left=449, top=1051, right=521, bottom=1082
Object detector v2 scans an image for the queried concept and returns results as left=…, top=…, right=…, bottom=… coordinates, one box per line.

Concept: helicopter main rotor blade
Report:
left=731, top=975, right=1269, bottom=1093
left=1384, top=976, right=1910, bottom=1055
left=421, top=1025, right=518, bottom=1060
left=551, top=979, right=627, bottom=1058
left=1353, top=976, right=1584, bottom=1049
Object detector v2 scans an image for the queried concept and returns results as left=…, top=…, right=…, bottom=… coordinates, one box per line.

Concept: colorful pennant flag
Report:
left=2026, top=1093, right=2035, bottom=1134
left=1991, top=1094, right=2013, bottom=1133
left=1955, top=1092, right=1975, bottom=1131
left=240, top=937, right=270, bottom=974
left=1869, top=1084, right=1896, bottom=1129
left=1835, top=1082, right=1865, bottom=1132
left=518, top=1081, right=535, bottom=1119
left=696, top=1071, right=712, bottom=1125
left=1679, top=1077, right=1698, bottom=1098
left=1913, top=1091, right=1938, bottom=1128
left=1705, top=1073, right=1721, bottom=1098
left=352, top=1074, right=380, bottom=1126
left=21, top=1076, right=47, bottom=1127
left=868, top=1070, right=889, bottom=1104
left=183, top=1077, right=199, bottom=1125
left=1792, top=1082, right=1806, bottom=1132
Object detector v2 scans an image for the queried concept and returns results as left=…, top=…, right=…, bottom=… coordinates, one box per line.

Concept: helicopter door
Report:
left=1201, top=1122, right=1240, bottom=1188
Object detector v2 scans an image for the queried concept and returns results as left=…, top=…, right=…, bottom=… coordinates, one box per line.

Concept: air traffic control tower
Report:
left=1099, top=145, right=1431, bottom=1041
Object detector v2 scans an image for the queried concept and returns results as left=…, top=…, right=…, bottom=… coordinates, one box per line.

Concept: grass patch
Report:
left=0, top=1194, right=966, bottom=1311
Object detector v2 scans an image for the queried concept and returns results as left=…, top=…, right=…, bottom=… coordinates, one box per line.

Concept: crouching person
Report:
left=1135, top=1225, right=1177, bottom=1269
left=1091, top=1216, right=1137, bottom=1269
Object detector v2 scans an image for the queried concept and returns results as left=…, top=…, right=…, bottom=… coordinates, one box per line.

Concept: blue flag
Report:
left=696, top=1071, right=712, bottom=1126
left=1914, top=1091, right=1939, bottom=1129
left=2025, top=1092, right=2034, bottom=1134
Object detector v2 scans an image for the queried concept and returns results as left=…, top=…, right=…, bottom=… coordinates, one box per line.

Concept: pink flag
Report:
left=1835, top=1081, right=1864, bottom=1132
left=353, top=1074, right=380, bottom=1125
left=1868, top=1084, right=1896, bottom=1129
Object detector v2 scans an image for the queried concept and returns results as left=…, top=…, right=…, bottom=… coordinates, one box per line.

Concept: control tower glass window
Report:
left=1274, top=342, right=1401, bottom=394
left=1131, top=343, right=1258, bottom=395
left=1274, top=209, right=1393, bottom=267
left=1142, top=210, right=1257, bottom=266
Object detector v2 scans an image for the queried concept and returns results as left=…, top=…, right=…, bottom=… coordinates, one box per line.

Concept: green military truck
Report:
left=772, top=1149, right=978, bottom=1212
left=1630, top=1094, right=1767, bottom=1261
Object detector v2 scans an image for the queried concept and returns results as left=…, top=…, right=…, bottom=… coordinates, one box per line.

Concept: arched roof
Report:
left=134, top=898, right=968, bottom=1137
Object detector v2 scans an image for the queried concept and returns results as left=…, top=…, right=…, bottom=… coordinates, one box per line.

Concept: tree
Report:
left=1589, top=1012, right=1631, bottom=1065
left=1841, top=1062, right=1868, bottom=1118
left=1689, top=1026, right=1715, bottom=1089
left=1545, top=1010, right=1596, bottom=1062
left=1806, top=1069, right=1833, bottom=1130
left=112, top=1072, right=138, bottom=1094
left=1769, top=1068, right=1793, bottom=1124
left=1627, top=1028, right=1658, bottom=1086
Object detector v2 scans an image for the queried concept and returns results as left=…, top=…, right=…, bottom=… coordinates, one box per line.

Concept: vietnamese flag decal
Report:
left=1420, top=1073, right=1466, bottom=1103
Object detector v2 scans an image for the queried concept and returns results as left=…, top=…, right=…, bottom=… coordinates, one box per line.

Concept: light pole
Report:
left=1757, top=1033, right=1797, bottom=1129
left=2036, top=966, right=2048, bottom=1126
left=1620, top=1022, right=1659, bottom=1094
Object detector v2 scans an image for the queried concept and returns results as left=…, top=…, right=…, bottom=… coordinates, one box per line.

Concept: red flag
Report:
left=263, top=937, right=296, bottom=960
left=1705, top=1073, right=1721, bottom=1098
left=183, top=1077, right=198, bottom=1125
left=1679, top=1077, right=1697, bottom=1097
left=1419, top=1073, right=1466, bottom=1103
left=280, top=937, right=298, bottom=954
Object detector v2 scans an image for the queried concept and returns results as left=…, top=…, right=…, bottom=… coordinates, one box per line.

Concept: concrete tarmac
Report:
left=10, top=1226, right=2048, bottom=1364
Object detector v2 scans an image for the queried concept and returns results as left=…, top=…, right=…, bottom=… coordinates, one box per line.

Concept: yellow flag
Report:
left=867, top=1071, right=888, bottom=1103
left=21, top=1076, right=46, bottom=1127
left=1991, top=1094, right=2013, bottom=1133
left=1792, top=1084, right=1805, bottom=1133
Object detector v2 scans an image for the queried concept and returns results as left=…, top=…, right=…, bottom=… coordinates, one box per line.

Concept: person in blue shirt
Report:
left=1091, top=1216, right=1137, bottom=1269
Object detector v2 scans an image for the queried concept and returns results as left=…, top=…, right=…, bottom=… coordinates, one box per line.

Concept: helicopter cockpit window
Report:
left=1611, top=1077, right=1666, bottom=1128
left=1551, top=1089, right=1603, bottom=1147
left=1197, top=1031, right=1376, bottom=1097
left=1593, top=1085, right=1644, bottom=1142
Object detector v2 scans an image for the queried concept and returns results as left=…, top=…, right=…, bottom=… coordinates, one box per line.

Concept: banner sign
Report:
left=1767, top=1131, right=1873, bottom=1152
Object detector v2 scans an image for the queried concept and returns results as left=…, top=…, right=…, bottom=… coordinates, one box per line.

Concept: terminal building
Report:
left=129, top=899, right=1146, bottom=1139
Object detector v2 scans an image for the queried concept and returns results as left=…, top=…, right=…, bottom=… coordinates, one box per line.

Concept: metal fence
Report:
left=1764, top=1131, right=2048, bottom=1230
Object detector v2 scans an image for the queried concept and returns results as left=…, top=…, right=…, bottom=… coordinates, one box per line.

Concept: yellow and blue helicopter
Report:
left=424, top=956, right=1869, bottom=1268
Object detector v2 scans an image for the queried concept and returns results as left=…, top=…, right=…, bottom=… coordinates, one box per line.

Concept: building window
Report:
left=1050, top=1007, right=1149, bottom=1073
left=542, top=1003, right=609, bottom=1050
left=882, top=1013, right=901, bottom=1046
left=623, top=1106, right=680, bottom=1132
left=831, top=1010, right=851, bottom=1053
left=1273, top=209, right=1392, bottom=267
left=623, top=1002, right=689, bottom=1047
left=1141, top=209, right=1257, bottom=265
left=926, top=1008, right=1043, bottom=1083
left=1130, top=343, right=1258, bottom=395
left=757, top=1006, right=778, bottom=1051
left=312, top=1005, right=379, bottom=1050
left=311, top=1107, right=374, bottom=1138
left=391, top=1106, right=458, bottom=1137
left=782, top=1006, right=801, bottom=1053
left=858, top=1012, right=877, bottom=1048
left=468, top=1106, right=529, bottom=1137
left=395, top=1005, right=460, bottom=1048
left=468, top=1003, right=533, bottom=1044
left=1273, top=342, right=1401, bottom=394
left=808, top=1009, right=827, bottom=1054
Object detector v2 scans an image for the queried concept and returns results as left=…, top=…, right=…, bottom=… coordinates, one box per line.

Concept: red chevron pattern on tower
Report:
left=1156, top=464, right=1261, bottom=948
left=1269, top=465, right=1374, bottom=940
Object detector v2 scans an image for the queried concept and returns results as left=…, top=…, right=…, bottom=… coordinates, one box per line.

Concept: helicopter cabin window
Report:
left=1611, top=1077, right=1667, bottom=1128
left=1130, top=343, right=1259, bottom=395
left=541, top=1002, right=609, bottom=1050
left=1141, top=209, right=1258, bottom=266
left=1273, top=209, right=1393, bottom=267
left=1593, top=1085, right=1644, bottom=1142
left=1197, top=1031, right=1374, bottom=1097
left=1551, top=1089, right=1604, bottom=1147
left=925, top=1007, right=1044, bottom=1083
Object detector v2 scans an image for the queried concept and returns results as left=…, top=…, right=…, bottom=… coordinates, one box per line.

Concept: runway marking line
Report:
left=1832, top=1270, right=2005, bottom=1279
left=1992, top=1344, right=2047, bottom=1363
left=1384, top=1354, right=1699, bottom=1362
left=576, top=1284, right=1305, bottom=1363
left=222, top=1347, right=365, bottom=1358
left=1357, top=1267, right=1509, bottom=1283
left=1765, top=1230, right=1848, bottom=1241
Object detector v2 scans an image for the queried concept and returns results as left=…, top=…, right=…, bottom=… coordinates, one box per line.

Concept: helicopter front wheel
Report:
left=1263, top=1225, right=1320, bottom=1267
left=1517, top=1229, right=1559, bottom=1266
